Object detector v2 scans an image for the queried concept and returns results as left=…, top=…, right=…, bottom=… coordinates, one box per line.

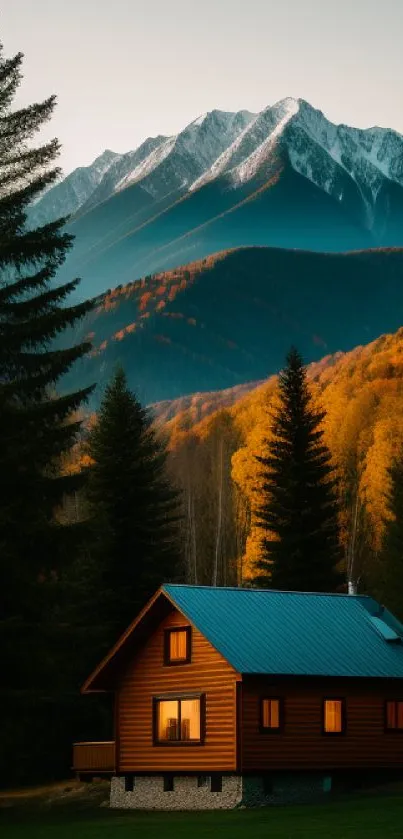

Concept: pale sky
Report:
left=2, top=0, right=403, bottom=175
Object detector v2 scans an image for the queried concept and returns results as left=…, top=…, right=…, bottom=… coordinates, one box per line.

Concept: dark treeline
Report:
left=0, top=45, right=182, bottom=788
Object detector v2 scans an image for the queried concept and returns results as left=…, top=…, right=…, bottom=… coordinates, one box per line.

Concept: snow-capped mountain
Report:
left=29, top=149, right=121, bottom=226
left=31, top=110, right=255, bottom=226
left=45, top=98, right=403, bottom=299
left=34, top=98, right=403, bottom=229
left=191, top=97, right=403, bottom=209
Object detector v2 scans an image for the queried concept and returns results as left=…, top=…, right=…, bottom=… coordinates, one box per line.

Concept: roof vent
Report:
left=368, top=616, right=402, bottom=643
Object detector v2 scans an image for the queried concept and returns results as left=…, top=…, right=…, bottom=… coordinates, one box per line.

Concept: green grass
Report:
left=2, top=793, right=403, bottom=839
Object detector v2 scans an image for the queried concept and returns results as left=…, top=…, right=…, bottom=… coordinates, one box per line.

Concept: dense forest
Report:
left=163, top=328, right=403, bottom=602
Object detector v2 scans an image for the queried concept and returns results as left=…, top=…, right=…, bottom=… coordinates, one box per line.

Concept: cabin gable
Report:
left=117, top=607, right=240, bottom=773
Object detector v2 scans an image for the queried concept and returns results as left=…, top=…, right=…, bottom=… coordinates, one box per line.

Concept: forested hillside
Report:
left=65, top=246, right=403, bottom=406
left=164, top=328, right=403, bottom=599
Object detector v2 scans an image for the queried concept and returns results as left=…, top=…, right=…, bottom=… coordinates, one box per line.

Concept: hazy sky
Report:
left=2, top=0, right=403, bottom=174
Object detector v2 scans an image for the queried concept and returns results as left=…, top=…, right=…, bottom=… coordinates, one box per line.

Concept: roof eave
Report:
left=82, top=587, right=169, bottom=693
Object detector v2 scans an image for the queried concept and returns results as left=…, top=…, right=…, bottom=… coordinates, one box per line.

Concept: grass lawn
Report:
left=2, top=786, right=403, bottom=839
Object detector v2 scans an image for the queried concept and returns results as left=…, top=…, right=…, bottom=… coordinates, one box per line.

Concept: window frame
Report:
left=163, top=626, right=192, bottom=666
left=153, top=692, right=206, bottom=746
left=259, top=697, right=284, bottom=734
left=385, top=699, right=403, bottom=733
left=322, top=697, right=346, bottom=736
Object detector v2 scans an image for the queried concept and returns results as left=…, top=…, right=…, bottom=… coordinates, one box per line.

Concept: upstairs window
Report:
left=386, top=700, right=403, bottom=731
left=154, top=695, right=204, bottom=744
left=323, top=699, right=345, bottom=734
left=260, top=698, right=282, bottom=732
left=164, top=627, right=191, bottom=665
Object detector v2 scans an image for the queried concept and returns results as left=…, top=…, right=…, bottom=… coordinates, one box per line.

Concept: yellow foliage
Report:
left=169, top=327, right=403, bottom=572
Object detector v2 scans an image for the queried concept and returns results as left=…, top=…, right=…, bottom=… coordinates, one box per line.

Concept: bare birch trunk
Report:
left=347, top=490, right=360, bottom=593
left=212, top=436, right=224, bottom=586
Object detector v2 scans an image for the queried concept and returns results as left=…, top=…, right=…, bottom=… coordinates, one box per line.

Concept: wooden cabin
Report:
left=74, top=585, right=403, bottom=809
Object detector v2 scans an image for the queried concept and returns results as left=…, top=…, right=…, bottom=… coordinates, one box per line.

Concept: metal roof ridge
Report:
left=163, top=583, right=372, bottom=599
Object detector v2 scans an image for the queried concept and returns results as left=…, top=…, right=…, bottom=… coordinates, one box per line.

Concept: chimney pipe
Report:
left=348, top=580, right=357, bottom=595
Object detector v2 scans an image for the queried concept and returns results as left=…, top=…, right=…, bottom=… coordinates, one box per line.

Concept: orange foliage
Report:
left=139, top=291, right=152, bottom=311
left=168, top=328, right=403, bottom=576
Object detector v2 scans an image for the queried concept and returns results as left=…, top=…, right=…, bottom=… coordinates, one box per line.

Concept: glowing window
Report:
left=323, top=699, right=345, bottom=734
left=154, top=695, right=203, bottom=743
left=164, top=627, right=191, bottom=664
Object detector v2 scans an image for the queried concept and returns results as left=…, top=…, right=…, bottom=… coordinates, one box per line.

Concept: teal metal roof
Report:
left=162, top=585, right=403, bottom=679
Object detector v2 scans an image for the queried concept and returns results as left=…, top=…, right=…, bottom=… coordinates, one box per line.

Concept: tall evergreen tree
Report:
left=377, top=459, right=403, bottom=620
left=0, top=44, right=94, bottom=619
left=0, top=44, right=94, bottom=786
left=254, top=347, right=342, bottom=591
left=85, top=368, right=182, bottom=647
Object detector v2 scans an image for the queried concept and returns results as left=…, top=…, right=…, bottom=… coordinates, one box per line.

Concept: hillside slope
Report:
left=163, top=326, right=403, bottom=589
left=65, top=246, right=403, bottom=406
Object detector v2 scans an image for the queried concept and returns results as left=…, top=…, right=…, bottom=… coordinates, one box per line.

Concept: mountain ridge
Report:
left=63, top=245, right=403, bottom=406
left=32, top=97, right=403, bottom=226
left=29, top=99, right=403, bottom=302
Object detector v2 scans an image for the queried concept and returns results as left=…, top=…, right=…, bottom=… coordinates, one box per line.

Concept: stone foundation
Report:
left=110, top=774, right=243, bottom=810
left=110, top=772, right=334, bottom=810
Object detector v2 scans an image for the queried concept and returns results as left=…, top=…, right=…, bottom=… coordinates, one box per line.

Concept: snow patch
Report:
left=190, top=113, right=208, bottom=127
left=190, top=114, right=261, bottom=190
left=115, top=136, right=176, bottom=191
left=232, top=98, right=300, bottom=184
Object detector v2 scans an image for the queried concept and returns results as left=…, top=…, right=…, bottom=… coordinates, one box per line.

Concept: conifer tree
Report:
left=85, top=368, right=182, bottom=646
left=0, top=44, right=95, bottom=621
left=0, top=45, right=94, bottom=624
left=377, top=459, right=403, bottom=620
left=0, top=44, right=96, bottom=786
left=254, top=347, right=342, bottom=591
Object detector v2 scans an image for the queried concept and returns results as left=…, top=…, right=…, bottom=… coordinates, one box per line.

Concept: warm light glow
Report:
left=158, top=700, right=179, bottom=741
left=156, top=697, right=201, bottom=742
left=262, top=699, right=280, bottom=729
left=324, top=700, right=343, bottom=733
left=181, top=698, right=201, bottom=740
left=169, top=630, right=188, bottom=661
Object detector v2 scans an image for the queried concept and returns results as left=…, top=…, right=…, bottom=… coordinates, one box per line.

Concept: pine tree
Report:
left=254, top=347, right=342, bottom=591
left=85, top=368, right=182, bottom=646
left=0, top=45, right=94, bottom=622
left=0, top=44, right=96, bottom=786
left=377, top=459, right=403, bottom=620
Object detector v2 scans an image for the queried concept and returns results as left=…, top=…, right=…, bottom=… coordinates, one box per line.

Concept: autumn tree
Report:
left=253, top=348, right=342, bottom=591
left=85, top=368, right=182, bottom=647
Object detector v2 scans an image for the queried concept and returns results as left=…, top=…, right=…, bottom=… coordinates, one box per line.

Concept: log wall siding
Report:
left=241, top=676, right=403, bottom=771
left=117, top=609, right=239, bottom=773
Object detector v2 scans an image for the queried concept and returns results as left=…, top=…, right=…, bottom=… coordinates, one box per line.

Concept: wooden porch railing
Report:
left=72, top=741, right=116, bottom=774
